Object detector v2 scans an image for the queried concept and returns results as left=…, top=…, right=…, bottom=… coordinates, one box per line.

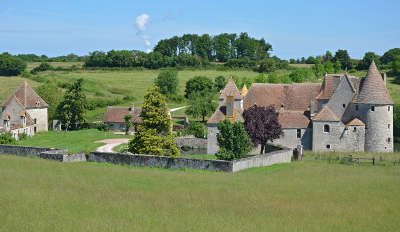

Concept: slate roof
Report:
left=355, top=60, right=393, bottom=104
left=2, top=81, right=48, bottom=108
left=244, top=83, right=321, bottom=113
left=103, top=107, right=142, bottom=123
left=278, top=111, right=311, bottom=128
left=346, top=118, right=365, bottom=126
left=312, top=106, right=340, bottom=121
left=219, top=77, right=243, bottom=100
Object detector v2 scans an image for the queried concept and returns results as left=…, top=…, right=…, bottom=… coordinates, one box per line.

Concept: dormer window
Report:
left=36, top=101, right=40, bottom=107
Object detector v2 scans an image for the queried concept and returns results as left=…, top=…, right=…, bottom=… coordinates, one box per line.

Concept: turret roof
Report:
left=312, top=106, right=340, bottom=121
left=355, top=60, right=393, bottom=104
left=219, top=77, right=243, bottom=100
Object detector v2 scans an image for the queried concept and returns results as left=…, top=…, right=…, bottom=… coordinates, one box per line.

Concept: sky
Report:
left=1, top=0, right=399, bottom=59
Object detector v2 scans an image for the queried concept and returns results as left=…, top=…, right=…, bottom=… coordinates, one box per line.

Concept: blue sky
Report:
left=1, top=0, right=399, bottom=59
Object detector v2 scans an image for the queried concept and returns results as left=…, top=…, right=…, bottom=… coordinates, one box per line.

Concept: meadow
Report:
left=0, top=154, right=399, bottom=232
left=17, top=129, right=129, bottom=153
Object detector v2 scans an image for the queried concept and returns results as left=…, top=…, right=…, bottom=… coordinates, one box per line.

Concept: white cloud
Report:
left=145, top=40, right=151, bottom=46
left=136, top=14, right=149, bottom=31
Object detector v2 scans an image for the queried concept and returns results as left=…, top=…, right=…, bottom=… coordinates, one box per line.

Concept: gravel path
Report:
left=95, top=139, right=130, bottom=153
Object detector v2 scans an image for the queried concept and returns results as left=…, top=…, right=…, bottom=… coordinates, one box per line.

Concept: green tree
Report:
left=324, top=61, right=335, bottom=74
left=392, top=55, right=400, bottom=76
left=128, top=86, right=179, bottom=157
left=30, top=62, right=53, bottom=74
left=334, top=49, right=352, bottom=70
left=0, top=132, right=16, bottom=145
left=255, top=74, right=267, bottom=83
left=358, top=52, right=380, bottom=70
left=257, top=58, right=277, bottom=73
left=322, top=51, right=333, bottom=63
left=154, top=70, right=179, bottom=95
left=0, top=53, right=26, bottom=76
left=184, top=76, right=214, bottom=98
left=185, top=91, right=218, bottom=122
left=35, top=82, right=63, bottom=121
left=124, top=114, right=133, bottom=135
left=213, top=34, right=231, bottom=62
left=393, top=104, right=400, bottom=138
left=56, top=79, right=87, bottom=130
left=216, top=119, right=252, bottom=160
left=334, top=60, right=342, bottom=73
left=313, top=59, right=325, bottom=77
left=268, top=73, right=281, bottom=83
left=214, top=75, right=226, bottom=91
left=381, top=48, right=400, bottom=64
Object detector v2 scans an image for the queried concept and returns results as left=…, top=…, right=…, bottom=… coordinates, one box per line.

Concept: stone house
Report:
left=103, top=103, right=142, bottom=131
left=0, top=81, right=48, bottom=140
left=207, top=61, right=393, bottom=154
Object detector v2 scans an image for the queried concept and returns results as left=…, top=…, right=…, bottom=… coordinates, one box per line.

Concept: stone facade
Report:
left=207, top=61, right=393, bottom=154
left=26, top=108, right=48, bottom=132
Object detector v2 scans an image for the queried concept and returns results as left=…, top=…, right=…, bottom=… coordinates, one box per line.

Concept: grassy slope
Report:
left=0, top=155, right=399, bottom=232
left=17, top=129, right=129, bottom=153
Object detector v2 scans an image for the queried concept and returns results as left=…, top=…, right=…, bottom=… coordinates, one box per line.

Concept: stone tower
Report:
left=354, top=60, right=393, bottom=152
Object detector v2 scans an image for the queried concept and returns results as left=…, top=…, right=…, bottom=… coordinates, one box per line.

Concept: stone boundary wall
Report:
left=90, top=146, right=293, bottom=172
left=0, top=144, right=55, bottom=157
left=0, top=144, right=85, bottom=162
left=39, top=151, right=86, bottom=162
left=89, top=152, right=233, bottom=172
left=232, top=147, right=293, bottom=172
left=174, top=136, right=207, bottom=149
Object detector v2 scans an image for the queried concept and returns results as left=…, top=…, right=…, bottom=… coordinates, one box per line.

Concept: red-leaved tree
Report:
left=243, top=105, right=283, bottom=154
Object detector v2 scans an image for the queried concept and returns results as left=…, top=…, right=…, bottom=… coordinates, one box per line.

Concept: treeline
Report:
left=154, top=32, right=272, bottom=62
left=290, top=48, right=400, bottom=71
left=16, top=53, right=83, bottom=62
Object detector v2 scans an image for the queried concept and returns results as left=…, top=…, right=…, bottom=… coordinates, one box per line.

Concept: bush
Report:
left=0, top=53, right=26, bottom=76
left=96, top=122, right=109, bottom=131
left=167, top=94, right=185, bottom=103
left=154, top=70, right=179, bottom=95
left=0, top=132, right=16, bottom=144
left=184, top=76, right=214, bottom=98
left=187, top=121, right=206, bottom=138
left=31, top=62, right=53, bottom=74
left=289, top=68, right=315, bottom=83
left=18, top=133, right=28, bottom=140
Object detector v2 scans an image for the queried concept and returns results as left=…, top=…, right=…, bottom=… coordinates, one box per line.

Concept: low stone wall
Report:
left=0, top=144, right=55, bottom=157
left=232, top=147, right=293, bottom=172
left=40, top=151, right=86, bottom=162
left=89, top=147, right=293, bottom=172
left=89, top=152, right=233, bottom=172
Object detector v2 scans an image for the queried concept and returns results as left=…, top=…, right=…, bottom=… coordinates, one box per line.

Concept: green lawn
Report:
left=17, top=129, right=130, bottom=153
left=0, top=155, right=399, bottom=231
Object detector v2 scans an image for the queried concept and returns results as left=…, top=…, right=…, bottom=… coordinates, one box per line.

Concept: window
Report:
left=342, top=104, right=346, bottom=108
left=388, top=106, right=391, bottom=112
left=388, top=124, right=391, bottom=129
left=388, top=138, right=391, bottom=143
left=36, top=101, right=40, bottom=107
left=355, top=105, right=359, bottom=111
left=297, top=129, right=301, bottom=138
left=34, top=118, right=37, bottom=124
left=326, top=144, right=331, bottom=149
left=371, top=106, right=375, bottom=111
left=4, top=120, right=8, bottom=127
left=353, top=127, right=357, bottom=132
left=324, top=124, right=330, bottom=133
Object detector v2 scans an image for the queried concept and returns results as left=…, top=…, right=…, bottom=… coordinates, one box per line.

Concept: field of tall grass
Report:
left=0, top=154, right=399, bottom=231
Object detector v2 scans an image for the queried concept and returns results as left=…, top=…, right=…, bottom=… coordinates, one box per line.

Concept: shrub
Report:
left=0, top=132, right=16, bottom=144
left=0, top=53, right=26, bottom=76
left=96, top=122, right=109, bottom=131
left=18, top=133, right=28, bottom=140
left=214, top=75, right=226, bottom=91
left=30, top=62, right=53, bottom=74
left=187, top=121, right=206, bottom=138
left=154, top=70, right=179, bottom=95
left=184, top=76, right=214, bottom=98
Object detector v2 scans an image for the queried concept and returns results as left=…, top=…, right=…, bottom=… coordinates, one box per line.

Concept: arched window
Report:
left=324, top=124, right=330, bottom=133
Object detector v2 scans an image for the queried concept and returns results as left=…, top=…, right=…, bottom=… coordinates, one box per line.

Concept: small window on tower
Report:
left=297, top=129, right=301, bottom=138
left=326, top=144, right=331, bottom=149
left=353, top=127, right=357, bottom=132
left=355, top=105, right=359, bottom=111
left=342, top=104, right=346, bottom=108
left=324, top=124, right=330, bottom=133
left=388, top=138, right=391, bottom=143
left=371, top=106, right=375, bottom=111
left=388, top=106, right=391, bottom=111
left=388, top=124, right=391, bottom=129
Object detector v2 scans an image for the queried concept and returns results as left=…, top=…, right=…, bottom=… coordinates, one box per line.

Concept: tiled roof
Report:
left=219, top=77, right=243, bottom=100
left=278, top=111, right=310, bottom=128
left=316, top=75, right=341, bottom=100
left=2, top=81, right=48, bottom=108
left=103, top=107, right=142, bottom=123
left=207, top=99, right=244, bottom=124
left=355, top=60, right=393, bottom=104
left=312, top=106, right=340, bottom=121
left=244, top=83, right=321, bottom=113
left=241, top=85, right=248, bottom=97
left=346, top=118, right=365, bottom=126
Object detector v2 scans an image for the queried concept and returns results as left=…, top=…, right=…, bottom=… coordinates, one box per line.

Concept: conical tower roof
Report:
left=219, top=77, right=242, bottom=100
left=355, top=60, right=393, bottom=104
left=241, top=85, right=248, bottom=97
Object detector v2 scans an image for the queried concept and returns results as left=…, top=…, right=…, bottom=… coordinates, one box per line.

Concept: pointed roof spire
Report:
left=219, top=76, right=242, bottom=100
left=241, top=84, right=248, bottom=97
left=355, top=60, right=393, bottom=104
left=2, top=81, right=49, bottom=108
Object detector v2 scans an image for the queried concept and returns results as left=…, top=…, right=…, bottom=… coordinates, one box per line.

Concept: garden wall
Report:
left=90, top=146, right=293, bottom=172
left=89, top=152, right=233, bottom=172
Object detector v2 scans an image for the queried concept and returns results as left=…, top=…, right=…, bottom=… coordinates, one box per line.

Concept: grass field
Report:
left=0, top=154, right=399, bottom=231
left=17, top=129, right=129, bottom=153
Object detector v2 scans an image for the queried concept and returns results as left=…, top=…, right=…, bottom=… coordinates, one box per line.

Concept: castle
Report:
left=208, top=61, right=393, bottom=153
left=0, top=81, right=48, bottom=139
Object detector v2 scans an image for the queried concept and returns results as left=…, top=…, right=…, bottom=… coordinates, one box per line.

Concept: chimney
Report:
left=129, top=102, right=134, bottom=112
left=226, top=96, right=234, bottom=117
left=381, top=73, right=387, bottom=86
